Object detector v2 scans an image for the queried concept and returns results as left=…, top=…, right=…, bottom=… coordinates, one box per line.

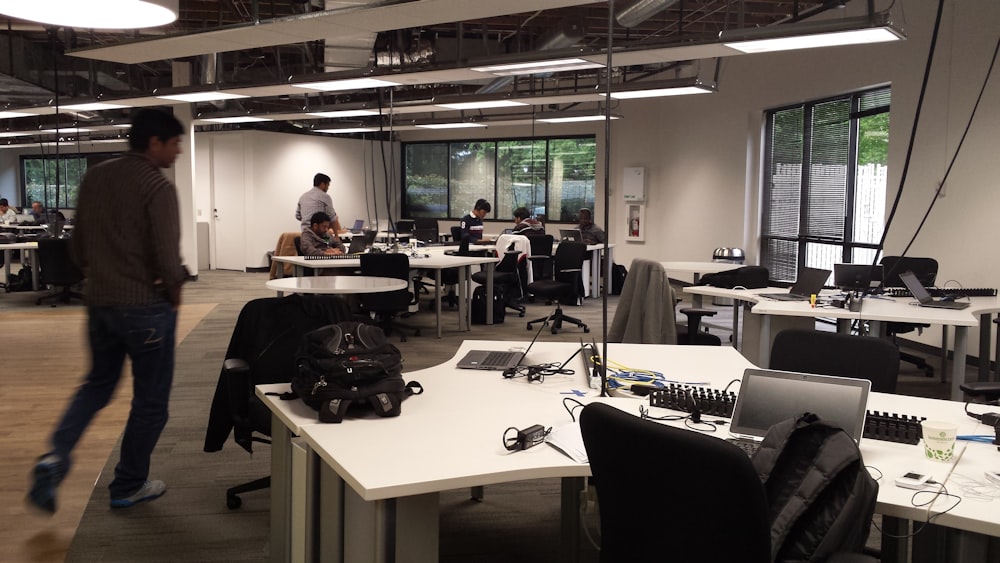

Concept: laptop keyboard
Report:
left=726, top=438, right=761, bottom=456
left=481, top=350, right=517, bottom=368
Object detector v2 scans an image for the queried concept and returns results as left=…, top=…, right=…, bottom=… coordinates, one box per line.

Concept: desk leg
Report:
left=29, top=248, right=39, bottom=291
left=978, top=313, right=992, bottom=381
left=434, top=270, right=443, bottom=338
left=485, top=262, right=495, bottom=325
left=316, top=454, right=345, bottom=563
left=941, top=326, right=949, bottom=384
left=2, top=249, right=10, bottom=284
left=758, top=314, right=772, bottom=368
left=342, top=486, right=439, bottom=563
left=560, top=476, right=585, bottom=563
left=912, top=523, right=992, bottom=563
left=731, top=301, right=740, bottom=348
left=880, top=516, right=909, bottom=563
left=589, top=249, right=601, bottom=299
left=950, top=326, right=968, bottom=401
left=270, top=414, right=294, bottom=563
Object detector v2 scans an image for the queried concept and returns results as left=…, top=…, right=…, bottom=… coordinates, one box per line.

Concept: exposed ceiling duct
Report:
left=321, top=0, right=380, bottom=73
left=476, top=14, right=586, bottom=95
left=614, top=0, right=680, bottom=28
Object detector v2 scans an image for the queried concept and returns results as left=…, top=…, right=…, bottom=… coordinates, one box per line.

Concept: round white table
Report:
left=265, top=275, right=408, bottom=296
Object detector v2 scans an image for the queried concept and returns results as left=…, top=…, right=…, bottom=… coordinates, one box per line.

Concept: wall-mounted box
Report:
left=622, top=166, right=645, bottom=202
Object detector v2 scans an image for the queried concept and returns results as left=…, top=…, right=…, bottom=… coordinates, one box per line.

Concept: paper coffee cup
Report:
left=922, top=420, right=958, bottom=462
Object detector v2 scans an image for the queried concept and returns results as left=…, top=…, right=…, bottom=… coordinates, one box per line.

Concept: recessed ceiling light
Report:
left=0, top=0, right=178, bottom=29
left=436, top=100, right=527, bottom=110
left=293, top=78, right=401, bottom=92
left=201, top=116, right=273, bottom=124
left=314, top=127, right=380, bottom=134
left=156, top=92, right=249, bottom=103
left=307, top=110, right=380, bottom=118
left=415, top=123, right=488, bottom=130
left=60, top=102, right=131, bottom=111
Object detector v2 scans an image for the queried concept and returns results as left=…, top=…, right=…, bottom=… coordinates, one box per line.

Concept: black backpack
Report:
left=5, top=268, right=32, bottom=292
left=610, top=263, right=627, bottom=295
left=471, top=285, right=505, bottom=324
left=752, top=413, right=878, bottom=562
left=699, top=265, right=770, bottom=289
left=290, top=322, right=421, bottom=422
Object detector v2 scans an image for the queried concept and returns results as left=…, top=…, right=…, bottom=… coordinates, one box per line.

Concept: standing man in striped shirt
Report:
left=28, top=108, right=187, bottom=513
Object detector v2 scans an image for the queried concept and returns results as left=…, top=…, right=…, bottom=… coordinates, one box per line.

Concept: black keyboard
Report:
left=303, top=253, right=362, bottom=260
left=883, top=286, right=997, bottom=298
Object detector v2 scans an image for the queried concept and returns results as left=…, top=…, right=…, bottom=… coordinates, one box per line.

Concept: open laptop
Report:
left=457, top=323, right=544, bottom=370
left=762, top=267, right=831, bottom=301
left=559, top=228, right=582, bottom=242
left=349, top=219, right=365, bottom=234
left=833, top=263, right=883, bottom=291
left=899, top=270, right=970, bottom=309
left=727, top=368, right=871, bottom=455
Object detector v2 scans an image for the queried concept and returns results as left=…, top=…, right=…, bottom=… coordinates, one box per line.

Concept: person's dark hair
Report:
left=310, top=211, right=331, bottom=226
left=313, top=173, right=331, bottom=187
left=513, top=207, right=530, bottom=220
left=129, top=108, right=184, bottom=151
left=579, top=207, right=593, bottom=219
left=474, top=198, right=492, bottom=212
left=0, top=198, right=8, bottom=206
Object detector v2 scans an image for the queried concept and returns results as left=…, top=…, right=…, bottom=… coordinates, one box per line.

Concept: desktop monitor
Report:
left=833, top=264, right=883, bottom=291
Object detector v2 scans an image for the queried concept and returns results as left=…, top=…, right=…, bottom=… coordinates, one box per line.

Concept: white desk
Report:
left=0, top=241, right=39, bottom=291
left=271, top=252, right=498, bottom=337
left=257, top=341, right=996, bottom=563
left=265, top=275, right=407, bottom=297
left=663, top=260, right=748, bottom=307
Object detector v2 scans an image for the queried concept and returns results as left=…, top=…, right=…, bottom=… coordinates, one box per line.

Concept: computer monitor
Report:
left=833, top=264, right=883, bottom=291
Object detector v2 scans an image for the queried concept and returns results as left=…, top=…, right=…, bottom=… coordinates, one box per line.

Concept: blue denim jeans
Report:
left=50, top=301, right=177, bottom=498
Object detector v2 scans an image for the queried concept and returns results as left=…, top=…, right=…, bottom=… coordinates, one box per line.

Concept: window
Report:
left=761, top=87, right=891, bottom=283
left=403, top=136, right=596, bottom=221
left=21, top=152, right=121, bottom=210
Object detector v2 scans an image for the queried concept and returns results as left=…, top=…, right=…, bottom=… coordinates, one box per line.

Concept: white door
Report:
left=211, top=135, right=247, bottom=271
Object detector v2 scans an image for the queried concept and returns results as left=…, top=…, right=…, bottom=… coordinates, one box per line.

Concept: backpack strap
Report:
left=319, top=398, right=352, bottom=423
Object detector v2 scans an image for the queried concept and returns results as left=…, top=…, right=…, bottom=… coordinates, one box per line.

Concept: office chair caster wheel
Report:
left=518, top=311, right=525, bottom=317
left=227, top=494, right=242, bottom=510
left=584, top=326, right=590, bottom=333
left=527, top=323, right=533, bottom=330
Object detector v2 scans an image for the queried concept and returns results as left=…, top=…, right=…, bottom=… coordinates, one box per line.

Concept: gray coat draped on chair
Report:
left=608, top=258, right=677, bottom=344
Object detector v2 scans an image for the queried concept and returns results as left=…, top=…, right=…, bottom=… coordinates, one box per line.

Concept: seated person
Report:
left=0, top=198, right=16, bottom=224
left=460, top=198, right=491, bottom=242
left=30, top=201, right=47, bottom=222
left=300, top=212, right=346, bottom=256
left=578, top=207, right=606, bottom=245
left=512, top=206, right=545, bottom=236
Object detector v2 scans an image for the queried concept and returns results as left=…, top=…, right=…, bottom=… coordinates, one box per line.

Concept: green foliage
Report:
left=858, top=113, right=890, bottom=165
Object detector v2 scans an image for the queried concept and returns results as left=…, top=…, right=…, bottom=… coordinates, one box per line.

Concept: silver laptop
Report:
left=762, top=267, right=831, bottom=301
left=899, top=270, right=970, bottom=310
left=727, top=368, right=871, bottom=454
left=457, top=324, right=544, bottom=370
left=14, top=213, right=36, bottom=224
left=350, top=219, right=365, bottom=233
left=559, top=228, right=582, bottom=242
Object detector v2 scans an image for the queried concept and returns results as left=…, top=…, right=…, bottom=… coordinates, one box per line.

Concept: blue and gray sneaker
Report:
left=110, top=480, right=166, bottom=509
left=27, top=454, right=67, bottom=515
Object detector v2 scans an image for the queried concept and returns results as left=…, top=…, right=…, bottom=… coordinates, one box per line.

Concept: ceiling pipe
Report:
left=476, top=15, right=585, bottom=95
left=614, top=0, right=680, bottom=28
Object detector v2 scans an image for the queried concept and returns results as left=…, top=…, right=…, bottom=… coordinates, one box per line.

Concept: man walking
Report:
left=27, top=108, right=187, bottom=513
left=296, top=172, right=345, bottom=236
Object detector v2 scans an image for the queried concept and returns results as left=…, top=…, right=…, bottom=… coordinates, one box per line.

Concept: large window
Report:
left=761, top=87, right=891, bottom=283
left=21, top=152, right=121, bottom=210
left=403, top=136, right=595, bottom=221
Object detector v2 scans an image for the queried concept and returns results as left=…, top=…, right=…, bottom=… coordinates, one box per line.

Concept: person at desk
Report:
left=30, top=201, right=47, bottom=222
left=460, top=198, right=491, bottom=242
left=578, top=207, right=606, bottom=245
left=295, top=172, right=346, bottom=239
left=300, top=212, right=346, bottom=256
left=0, top=198, right=16, bottom=224
left=512, top=206, right=545, bottom=236
left=27, top=108, right=187, bottom=514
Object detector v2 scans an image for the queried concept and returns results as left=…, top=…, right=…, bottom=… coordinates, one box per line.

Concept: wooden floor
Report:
left=0, top=267, right=964, bottom=561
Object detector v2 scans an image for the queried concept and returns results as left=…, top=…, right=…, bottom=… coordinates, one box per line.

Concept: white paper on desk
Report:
left=545, top=421, right=588, bottom=464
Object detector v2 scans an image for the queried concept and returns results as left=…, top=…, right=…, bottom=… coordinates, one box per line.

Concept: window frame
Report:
left=20, top=152, right=122, bottom=210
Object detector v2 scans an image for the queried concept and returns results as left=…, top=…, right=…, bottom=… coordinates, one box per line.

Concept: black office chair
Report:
left=203, top=295, right=352, bottom=509
left=471, top=243, right=526, bottom=317
left=411, top=219, right=441, bottom=296
left=35, top=237, right=83, bottom=306
left=771, top=328, right=901, bottom=393
left=359, top=253, right=419, bottom=341
left=525, top=241, right=589, bottom=334
left=580, top=403, right=771, bottom=563
left=449, top=225, right=463, bottom=244
left=526, top=234, right=554, bottom=282
left=676, top=306, right=722, bottom=345
left=880, top=256, right=939, bottom=377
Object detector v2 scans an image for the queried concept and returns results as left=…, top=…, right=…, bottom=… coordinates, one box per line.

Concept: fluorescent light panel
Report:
left=0, top=111, right=39, bottom=119
left=60, top=102, right=131, bottom=111
left=39, top=128, right=94, bottom=133
left=0, top=0, right=178, bottom=29
left=724, top=26, right=904, bottom=53
left=0, top=131, right=31, bottom=138
left=608, top=85, right=714, bottom=99
left=315, top=127, right=379, bottom=134
left=293, top=78, right=400, bottom=92
left=720, top=13, right=905, bottom=54
left=156, top=92, right=248, bottom=102
left=470, top=58, right=604, bottom=76
left=537, top=114, right=621, bottom=123
left=436, top=100, right=527, bottom=110
left=202, top=116, right=272, bottom=124
left=307, top=110, right=380, bottom=118
left=415, top=123, right=487, bottom=130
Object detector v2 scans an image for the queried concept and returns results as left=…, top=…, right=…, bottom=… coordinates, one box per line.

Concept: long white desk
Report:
left=265, top=275, right=408, bottom=297
left=271, top=251, right=498, bottom=337
left=0, top=241, right=40, bottom=291
left=663, top=260, right=745, bottom=307
left=257, top=341, right=999, bottom=563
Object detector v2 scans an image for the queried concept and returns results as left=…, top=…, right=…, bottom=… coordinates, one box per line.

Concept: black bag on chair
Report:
left=290, top=322, right=420, bottom=422
left=471, top=285, right=505, bottom=324
left=610, top=263, right=627, bottom=295
left=699, top=265, right=769, bottom=289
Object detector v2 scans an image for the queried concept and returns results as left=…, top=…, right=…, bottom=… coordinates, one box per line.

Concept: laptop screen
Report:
left=789, top=267, right=831, bottom=296
left=729, top=368, right=870, bottom=442
left=559, top=228, right=582, bottom=242
left=898, top=270, right=933, bottom=303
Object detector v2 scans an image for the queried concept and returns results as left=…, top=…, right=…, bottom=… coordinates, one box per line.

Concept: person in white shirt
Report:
left=0, top=198, right=16, bottom=224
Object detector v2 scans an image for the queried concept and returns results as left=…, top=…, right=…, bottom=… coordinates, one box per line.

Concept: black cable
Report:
left=562, top=397, right=585, bottom=422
